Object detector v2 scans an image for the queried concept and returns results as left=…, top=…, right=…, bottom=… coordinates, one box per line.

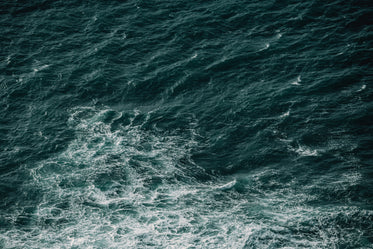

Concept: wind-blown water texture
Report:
left=1, top=0, right=372, bottom=248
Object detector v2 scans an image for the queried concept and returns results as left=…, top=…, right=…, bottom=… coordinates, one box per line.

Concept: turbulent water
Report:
left=1, top=1, right=372, bottom=248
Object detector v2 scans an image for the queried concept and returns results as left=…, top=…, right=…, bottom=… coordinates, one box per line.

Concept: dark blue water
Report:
left=1, top=1, right=372, bottom=248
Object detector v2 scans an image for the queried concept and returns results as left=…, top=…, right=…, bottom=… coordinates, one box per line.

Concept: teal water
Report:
left=1, top=1, right=372, bottom=248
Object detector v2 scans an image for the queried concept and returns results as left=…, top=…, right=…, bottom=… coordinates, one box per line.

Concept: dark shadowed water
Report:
left=1, top=0, right=372, bottom=248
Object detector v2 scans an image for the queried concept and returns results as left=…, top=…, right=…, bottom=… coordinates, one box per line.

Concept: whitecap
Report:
left=6, top=55, right=11, bottom=64
left=357, top=84, right=366, bottom=92
left=214, top=179, right=237, bottom=191
left=291, top=75, right=301, bottom=85
left=258, top=43, right=270, bottom=51
left=295, top=146, right=318, bottom=156
left=33, top=64, right=49, bottom=72
left=275, top=33, right=282, bottom=39
left=280, top=110, right=290, bottom=118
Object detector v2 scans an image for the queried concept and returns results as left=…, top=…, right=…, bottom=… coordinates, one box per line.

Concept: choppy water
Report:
left=1, top=1, right=372, bottom=248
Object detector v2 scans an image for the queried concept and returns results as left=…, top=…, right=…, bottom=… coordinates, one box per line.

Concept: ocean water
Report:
left=1, top=0, right=372, bottom=248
